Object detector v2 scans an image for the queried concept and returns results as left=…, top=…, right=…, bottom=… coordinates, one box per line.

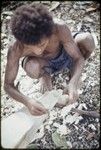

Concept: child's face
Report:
left=24, top=38, right=49, bottom=55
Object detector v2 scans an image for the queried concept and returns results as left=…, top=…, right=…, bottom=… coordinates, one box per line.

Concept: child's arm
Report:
left=4, top=41, right=47, bottom=115
left=58, top=24, right=85, bottom=103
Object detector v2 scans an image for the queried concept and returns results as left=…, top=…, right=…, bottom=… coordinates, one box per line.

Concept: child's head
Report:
left=10, top=3, right=54, bottom=45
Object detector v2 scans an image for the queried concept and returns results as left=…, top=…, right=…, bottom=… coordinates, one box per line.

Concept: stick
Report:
left=71, top=108, right=100, bottom=118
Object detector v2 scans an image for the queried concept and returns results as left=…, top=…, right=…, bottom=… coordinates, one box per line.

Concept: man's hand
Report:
left=27, top=100, right=48, bottom=116
left=63, top=84, right=79, bottom=105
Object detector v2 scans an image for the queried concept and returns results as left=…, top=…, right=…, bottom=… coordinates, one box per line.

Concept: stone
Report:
left=1, top=90, right=62, bottom=148
left=1, top=107, right=48, bottom=148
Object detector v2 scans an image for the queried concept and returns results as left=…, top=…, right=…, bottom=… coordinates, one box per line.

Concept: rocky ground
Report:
left=1, top=1, right=100, bottom=149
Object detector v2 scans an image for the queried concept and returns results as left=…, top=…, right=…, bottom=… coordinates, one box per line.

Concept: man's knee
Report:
left=83, top=32, right=95, bottom=51
left=75, top=32, right=95, bottom=56
left=76, top=32, right=95, bottom=51
left=23, top=58, right=43, bottom=79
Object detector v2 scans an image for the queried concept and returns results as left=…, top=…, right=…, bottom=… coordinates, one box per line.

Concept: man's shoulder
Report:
left=53, top=17, right=70, bottom=32
left=9, top=39, right=22, bottom=48
left=53, top=18, right=71, bottom=40
left=8, top=40, right=23, bottom=58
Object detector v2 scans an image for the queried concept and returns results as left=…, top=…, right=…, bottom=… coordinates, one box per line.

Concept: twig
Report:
left=71, top=108, right=100, bottom=118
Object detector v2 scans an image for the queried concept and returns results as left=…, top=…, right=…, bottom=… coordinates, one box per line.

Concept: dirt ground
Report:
left=1, top=1, right=100, bottom=149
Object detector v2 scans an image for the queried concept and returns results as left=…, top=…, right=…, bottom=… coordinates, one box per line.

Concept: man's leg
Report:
left=22, top=56, right=52, bottom=93
left=70, top=32, right=95, bottom=82
left=74, top=32, right=95, bottom=60
left=64, top=32, right=95, bottom=104
left=75, top=32, right=95, bottom=87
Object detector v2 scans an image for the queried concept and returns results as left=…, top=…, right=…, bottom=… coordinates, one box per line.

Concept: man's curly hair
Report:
left=10, top=3, right=54, bottom=45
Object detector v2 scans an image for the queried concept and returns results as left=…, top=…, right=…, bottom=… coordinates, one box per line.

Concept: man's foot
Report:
left=68, top=91, right=79, bottom=105
left=63, top=85, right=79, bottom=105
left=40, top=74, right=52, bottom=94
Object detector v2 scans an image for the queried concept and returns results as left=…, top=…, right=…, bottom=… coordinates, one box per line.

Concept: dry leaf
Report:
left=78, top=89, right=83, bottom=95
left=49, top=2, right=60, bottom=11
left=84, top=16, right=93, bottom=22
left=2, top=11, right=13, bottom=15
left=88, top=124, right=96, bottom=131
left=86, top=132, right=95, bottom=140
left=52, top=131, right=67, bottom=148
left=56, top=94, right=69, bottom=107
left=41, top=1, right=50, bottom=4
left=66, top=141, right=72, bottom=148
left=65, top=113, right=82, bottom=124
left=86, top=7, right=98, bottom=12
left=53, top=122, right=60, bottom=128
left=45, top=124, right=51, bottom=131
left=26, top=143, right=39, bottom=149
left=6, top=16, right=11, bottom=20
left=77, top=103, right=87, bottom=110
left=32, top=126, right=45, bottom=141
left=91, top=32, right=98, bottom=47
left=81, top=73, right=87, bottom=81
left=49, top=110, right=58, bottom=121
left=75, top=116, right=83, bottom=124
left=57, top=124, right=71, bottom=136
left=60, top=102, right=78, bottom=118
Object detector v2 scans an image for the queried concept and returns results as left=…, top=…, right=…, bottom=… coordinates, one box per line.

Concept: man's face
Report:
left=24, top=38, right=49, bottom=55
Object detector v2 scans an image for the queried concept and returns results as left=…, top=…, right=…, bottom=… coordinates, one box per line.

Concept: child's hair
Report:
left=10, top=3, right=54, bottom=45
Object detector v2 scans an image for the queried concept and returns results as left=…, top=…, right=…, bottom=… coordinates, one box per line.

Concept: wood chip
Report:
left=71, top=108, right=100, bottom=118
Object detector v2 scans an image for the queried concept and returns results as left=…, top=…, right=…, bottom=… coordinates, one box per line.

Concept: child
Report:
left=4, top=3, right=95, bottom=116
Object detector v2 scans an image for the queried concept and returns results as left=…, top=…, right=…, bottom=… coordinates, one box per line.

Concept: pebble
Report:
left=88, top=124, right=96, bottom=131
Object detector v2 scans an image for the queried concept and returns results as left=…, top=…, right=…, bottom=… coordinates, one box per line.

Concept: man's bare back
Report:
left=4, top=3, right=95, bottom=115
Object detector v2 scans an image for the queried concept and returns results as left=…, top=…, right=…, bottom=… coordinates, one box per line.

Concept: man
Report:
left=4, top=3, right=95, bottom=116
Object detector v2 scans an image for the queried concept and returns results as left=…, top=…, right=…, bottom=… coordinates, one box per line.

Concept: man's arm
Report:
left=4, top=42, right=28, bottom=106
left=4, top=42, right=47, bottom=115
left=58, top=25, right=85, bottom=102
